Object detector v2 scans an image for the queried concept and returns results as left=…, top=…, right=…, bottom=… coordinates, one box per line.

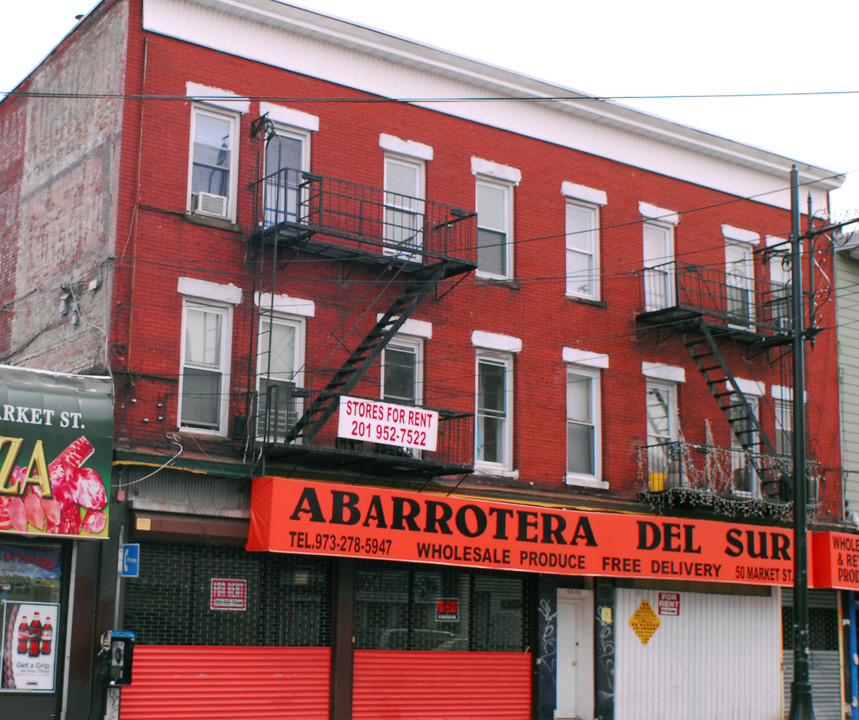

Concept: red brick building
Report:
left=0, top=1, right=850, bottom=718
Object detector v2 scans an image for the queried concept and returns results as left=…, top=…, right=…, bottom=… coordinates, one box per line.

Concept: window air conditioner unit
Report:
left=193, top=192, right=228, bottom=218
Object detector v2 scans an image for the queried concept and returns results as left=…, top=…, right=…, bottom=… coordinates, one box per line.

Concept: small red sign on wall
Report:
left=210, top=578, right=247, bottom=611
left=658, top=592, right=680, bottom=616
left=436, top=599, right=459, bottom=622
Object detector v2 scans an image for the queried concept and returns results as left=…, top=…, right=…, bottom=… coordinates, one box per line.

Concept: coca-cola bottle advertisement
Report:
left=1, top=602, right=60, bottom=691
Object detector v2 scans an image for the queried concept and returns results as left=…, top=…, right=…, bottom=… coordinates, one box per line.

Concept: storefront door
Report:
left=555, top=588, right=594, bottom=720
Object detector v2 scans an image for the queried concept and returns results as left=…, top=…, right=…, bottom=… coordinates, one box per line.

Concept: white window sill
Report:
left=178, top=425, right=228, bottom=439
left=565, top=474, right=608, bottom=490
left=474, top=464, right=519, bottom=480
left=475, top=270, right=514, bottom=283
left=565, top=291, right=601, bottom=303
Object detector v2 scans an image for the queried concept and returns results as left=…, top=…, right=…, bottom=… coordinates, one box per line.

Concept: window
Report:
left=382, top=338, right=422, bottom=406
left=384, top=155, right=424, bottom=255
left=642, top=221, right=675, bottom=311
left=475, top=353, right=513, bottom=471
left=188, top=105, right=238, bottom=220
left=179, top=301, right=232, bottom=433
left=729, top=390, right=761, bottom=495
left=774, top=397, right=792, bottom=457
left=476, top=178, right=513, bottom=278
left=566, top=368, right=601, bottom=483
left=263, top=127, right=310, bottom=228
left=645, top=382, right=679, bottom=490
left=725, top=241, right=755, bottom=327
left=565, top=201, right=600, bottom=299
left=256, top=314, right=304, bottom=443
left=355, top=562, right=531, bottom=652
left=767, top=238, right=792, bottom=331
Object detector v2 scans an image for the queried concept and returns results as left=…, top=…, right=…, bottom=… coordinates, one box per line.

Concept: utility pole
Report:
left=787, top=165, right=814, bottom=720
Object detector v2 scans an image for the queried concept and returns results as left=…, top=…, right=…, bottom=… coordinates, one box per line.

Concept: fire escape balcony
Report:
left=636, top=261, right=792, bottom=343
left=636, top=440, right=821, bottom=520
left=248, top=168, right=478, bottom=478
left=252, top=383, right=474, bottom=478
left=249, top=168, right=477, bottom=278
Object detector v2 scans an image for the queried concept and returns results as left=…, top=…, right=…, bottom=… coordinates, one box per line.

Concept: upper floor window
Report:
left=188, top=105, right=239, bottom=221
left=771, top=385, right=793, bottom=458
left=640, top=202, right=679, bottom=312
left=177, top=277, right=242, bottom=435
left=476, top=178, right=513, bottom=278
left=645, top=381, right=679, bottom=490
left=563, top=348, right=608, bottom=488
left=767, top=236, right=792, bottom=331
left=264, top=127, right=310, bottom=227
left=383, top=154, right=425, bottom=256
left=476, top=352, right=513, bottom=471
left=562, top=182, right=606, bottom=301
left=565, top=201, right=600, bottom=300
left=725, top=242, right=755, bottom=327
left=471, top=158, right=520, bottom=279
left=179, top=300, right=232, bottom=434
left=723, top=226, right=760, bottom=328
left=728, top=378, right=764, bottom=496
left=642, top=221, right=675, bottom=311
left=472, top=331, right=521, bottom=475
left=256, top=313, right=305, bottom=444
left=774, top=397, right=792, bottom=457
left=382, top=337, right=422, bottom=406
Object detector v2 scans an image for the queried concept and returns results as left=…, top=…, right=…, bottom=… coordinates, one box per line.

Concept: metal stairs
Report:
left=682, top=321, right=785, bottom=498
left=286, top=261, right=449, bottom=444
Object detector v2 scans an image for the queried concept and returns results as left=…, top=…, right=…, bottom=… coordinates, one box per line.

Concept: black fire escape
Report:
left=245, top=144, right=477, bottom=477
left=636, top=258, right=805, bottom=512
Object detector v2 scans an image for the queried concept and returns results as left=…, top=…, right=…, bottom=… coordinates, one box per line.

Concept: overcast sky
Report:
left=4, top=0, right=859, bottom=217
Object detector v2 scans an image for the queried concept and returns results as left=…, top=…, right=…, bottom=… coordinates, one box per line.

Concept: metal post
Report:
left=787, top=165, right=815, bottom=720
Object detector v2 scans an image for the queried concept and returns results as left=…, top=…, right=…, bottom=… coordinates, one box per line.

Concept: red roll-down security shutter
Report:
left=352, top=650, right=532, bottom=719
left=119, top=646, right=330, bottom=719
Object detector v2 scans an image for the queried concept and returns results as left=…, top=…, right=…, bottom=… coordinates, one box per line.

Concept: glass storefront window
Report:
left=355, top=561, right=530, bottom=652
left=0, top=543, right=63, bottom=692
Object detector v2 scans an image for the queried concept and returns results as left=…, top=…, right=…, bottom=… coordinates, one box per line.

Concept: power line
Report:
left=5, top=90, right=859, bottom=103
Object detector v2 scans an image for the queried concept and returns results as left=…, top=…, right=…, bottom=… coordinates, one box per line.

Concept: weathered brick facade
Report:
left=0, top=1, right=848, bottom=718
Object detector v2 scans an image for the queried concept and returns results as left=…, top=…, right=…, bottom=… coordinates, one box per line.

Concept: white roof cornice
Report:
left=144, top=0, right=843, bottom=203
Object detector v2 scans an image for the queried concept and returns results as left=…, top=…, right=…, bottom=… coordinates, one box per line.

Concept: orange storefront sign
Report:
left=811, top=531, right=859, bottom=590
left=247, top=476, right=801, bottom=586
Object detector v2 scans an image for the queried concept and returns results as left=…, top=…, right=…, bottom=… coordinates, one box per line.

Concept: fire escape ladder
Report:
left=287, top=262, right=448, bottom=444
left=682, top=322, right=783, bottom=497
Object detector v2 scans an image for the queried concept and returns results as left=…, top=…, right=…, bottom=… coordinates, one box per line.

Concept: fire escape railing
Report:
left=636, top=440, right=820, bottom=507
left=254, top=384, right=474, bottom=471
left=638, top=261, right=793, bottom=337
left=250, top=167, right=477, bottom=269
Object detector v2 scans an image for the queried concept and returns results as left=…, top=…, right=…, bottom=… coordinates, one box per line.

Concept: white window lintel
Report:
left=642, top=361, right=685, bottom=383
left=730, top=377, right=765, bottom=397
left=472, top=330, right=522, bottom=353
left=563, top=347, right=609, bottom=369
left=771, top=385, right=792, bottom=401
left=722, top=224, right=760, bottom=245
left=259, top=102, right=319, bottom=132
left=178, top=277, right=242, bottom=305
left=255, top=291, right=315, bottom=317
left=186, top=82, right=249, bottom=114
left=562, top=181, right=607, bottom=207
left=639, top=201, right=679, bottom=226
left=471, top=157, right=521, bottom=185
left=379, top=133, right=433, bottom=161
left=376, top=314, right=432, bottom=339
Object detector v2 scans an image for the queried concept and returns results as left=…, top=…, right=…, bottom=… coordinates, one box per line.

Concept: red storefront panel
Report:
left=352, top=650, right=532, bottom=719
left=119, top=646, right=330, bottom=719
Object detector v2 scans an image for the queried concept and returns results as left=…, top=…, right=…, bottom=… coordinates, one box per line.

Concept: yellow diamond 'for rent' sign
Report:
left=629, top=599, right=661, bottom=645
